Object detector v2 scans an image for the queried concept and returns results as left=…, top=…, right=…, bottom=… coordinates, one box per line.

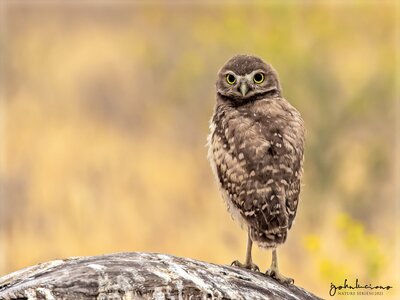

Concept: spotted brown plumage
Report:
left=207, top=55, right=305, bottom=284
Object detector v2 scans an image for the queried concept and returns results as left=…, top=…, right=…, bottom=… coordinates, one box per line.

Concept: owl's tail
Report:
left=250, top=227, right=288, bottom=249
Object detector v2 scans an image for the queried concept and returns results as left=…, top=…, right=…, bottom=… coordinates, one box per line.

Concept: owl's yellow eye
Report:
left=253, top=73, right=264, bottom=84
left=226, top=74, right=236, bottom=85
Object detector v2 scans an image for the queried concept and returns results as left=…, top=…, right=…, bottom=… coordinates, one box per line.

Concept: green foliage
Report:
left=336, top=213, right=387, bottom=279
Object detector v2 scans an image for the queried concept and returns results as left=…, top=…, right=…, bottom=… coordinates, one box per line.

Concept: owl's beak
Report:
left=240, top=82, right=249, bottom=96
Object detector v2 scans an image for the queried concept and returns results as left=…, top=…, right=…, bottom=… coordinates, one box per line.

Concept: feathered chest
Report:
left=209, top=98, right=304, bottom=166
left=208, top=98, right=304, bottom=199
left=207, top=97, right=305, bottom=241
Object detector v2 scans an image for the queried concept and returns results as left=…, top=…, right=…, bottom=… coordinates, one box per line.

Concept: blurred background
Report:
left=0, top=2, right=398, bottom=299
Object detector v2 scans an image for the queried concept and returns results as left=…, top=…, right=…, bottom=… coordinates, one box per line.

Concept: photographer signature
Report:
left=330, top=279, right=392, bottom=296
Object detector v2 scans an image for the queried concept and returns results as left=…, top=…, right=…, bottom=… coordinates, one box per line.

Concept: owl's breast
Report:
left=208, top=98, right=304, bottom=187
left=208, top=98, right=305, bottom=246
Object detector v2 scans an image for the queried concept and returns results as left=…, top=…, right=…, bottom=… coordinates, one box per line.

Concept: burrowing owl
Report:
left=208, top=55, right=305, bottom=284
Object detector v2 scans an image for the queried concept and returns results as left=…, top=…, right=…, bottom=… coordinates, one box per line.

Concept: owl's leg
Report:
left=265, top=248, right=294, bottom=284
left=231, top=229, right=259, bottom=272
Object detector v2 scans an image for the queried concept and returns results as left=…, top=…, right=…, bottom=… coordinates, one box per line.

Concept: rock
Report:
left=0, top=252, right=322, bottom=300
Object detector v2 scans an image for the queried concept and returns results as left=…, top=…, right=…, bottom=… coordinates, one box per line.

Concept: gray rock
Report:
left=0, top=252, right=323, bottom=300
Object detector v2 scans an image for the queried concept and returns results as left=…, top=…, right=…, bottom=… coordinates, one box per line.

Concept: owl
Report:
left=207, top=55, right=305, bottom=284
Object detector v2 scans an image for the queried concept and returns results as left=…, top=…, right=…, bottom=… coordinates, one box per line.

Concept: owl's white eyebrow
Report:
left=223, top=70, right=264, bottom=76
left=224, top=71, right=237, bottom=76
left=247, top=69, right=265, bottom=76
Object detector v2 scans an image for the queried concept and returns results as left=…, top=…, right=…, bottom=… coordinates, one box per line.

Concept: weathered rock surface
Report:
left=0, top=252, right=322, bottom=299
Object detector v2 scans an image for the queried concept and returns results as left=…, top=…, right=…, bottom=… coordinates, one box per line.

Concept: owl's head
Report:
left=216, top=54, right=281, bottom=103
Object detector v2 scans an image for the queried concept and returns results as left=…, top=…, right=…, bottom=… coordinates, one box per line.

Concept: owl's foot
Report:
left=265, top=248, right=294, bottom=284
left=231, top=229, right=260, bottom=272
left=265, top=267, right=294, bottom=285
left=231, top=260, right=260, bottom=272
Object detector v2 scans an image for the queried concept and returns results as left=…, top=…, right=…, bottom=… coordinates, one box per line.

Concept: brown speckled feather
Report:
left=208, top=55, right=305, bottom=249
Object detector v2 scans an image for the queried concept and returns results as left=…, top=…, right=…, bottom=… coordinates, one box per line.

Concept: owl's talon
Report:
left=249, top=263, right=260, bottom=272
left=265, top=268, right=294, bottom=285
left=231, top=260, right=241, bottom=267
left=231, top=260, right=260, bottom=272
